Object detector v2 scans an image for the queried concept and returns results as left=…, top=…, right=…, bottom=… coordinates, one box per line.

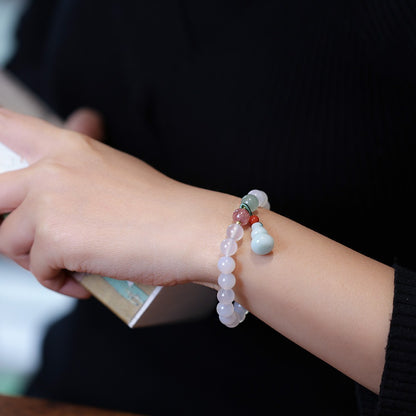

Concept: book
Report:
left=0, top=70, right=215, bottom=327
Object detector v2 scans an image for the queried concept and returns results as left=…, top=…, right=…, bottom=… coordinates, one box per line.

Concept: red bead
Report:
left=249, top=215, right=260, bottom=225
left=232, top=208, right=250, bottom=226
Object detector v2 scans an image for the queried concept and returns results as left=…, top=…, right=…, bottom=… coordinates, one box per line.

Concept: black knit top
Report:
left=7, top=1, right=416, bottom=414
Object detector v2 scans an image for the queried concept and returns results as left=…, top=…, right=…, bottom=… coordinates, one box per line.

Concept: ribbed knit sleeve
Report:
left=357, top=265, right=416, bottom=415
left=354, top=2, right=416, bottom=413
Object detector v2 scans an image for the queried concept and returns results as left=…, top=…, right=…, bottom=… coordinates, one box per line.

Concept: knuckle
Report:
left=31, top=160, right=70, bottom=191
left=55, top=132, right=104, bottom=170
left=36, top=220, right=67, bottom=249
left=61, top=130, right=97, bottom=155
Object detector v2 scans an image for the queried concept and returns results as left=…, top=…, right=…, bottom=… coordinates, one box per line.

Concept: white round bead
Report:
left=217, top=288, right=235, bottom=304
left=217, top=256, right=236, bottom=274
left=220, top=238, right=238, bottom=256
left=226, top=223, right=244, bottom=241
left=216, top=302, right=234, bottom=317
left=249, top=189, right=268, bottom=208
left=219, top=311, right=240, bottom=328
left=218, top=273, right=236, bottom=290
left=234, top=302, right=248, bottom=323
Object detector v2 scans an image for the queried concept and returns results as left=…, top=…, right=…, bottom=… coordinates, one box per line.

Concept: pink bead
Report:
left=232, top=208, right=250, bottom=226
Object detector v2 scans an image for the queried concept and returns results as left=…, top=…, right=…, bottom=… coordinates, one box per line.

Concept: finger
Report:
left=64, top=108, right=105, bottom=141
left=29, top=234, right=91, bottom=299
left=0, top=205, right=34, bottom=261
left=41, top=273, right=92, bottom=299
left=0, top=107, right=66, bottom=162
left=12, top=254, right=30, bottom=271
left=0, top=168, right=30, bottom=214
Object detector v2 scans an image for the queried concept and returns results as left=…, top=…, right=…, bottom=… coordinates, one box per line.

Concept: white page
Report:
left=0, top=141, right=28, bottom=173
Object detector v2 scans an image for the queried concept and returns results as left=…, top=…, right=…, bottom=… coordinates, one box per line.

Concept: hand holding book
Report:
left=0, top=107, right=230, bottom=298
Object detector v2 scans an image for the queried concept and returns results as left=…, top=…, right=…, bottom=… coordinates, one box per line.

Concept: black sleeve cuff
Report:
left=356, top=264, right=416, bottom=415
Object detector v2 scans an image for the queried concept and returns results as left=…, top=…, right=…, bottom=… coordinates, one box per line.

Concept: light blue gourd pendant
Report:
left=250, top=222, right=274, bottom=255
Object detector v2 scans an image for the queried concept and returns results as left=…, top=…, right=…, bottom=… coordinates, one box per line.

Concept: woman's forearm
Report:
left=226, top=208, right=394, bottom=394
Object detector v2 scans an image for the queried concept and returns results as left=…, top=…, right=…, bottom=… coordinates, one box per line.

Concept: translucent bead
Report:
left=234, top=302, right=248, bottom=323
left=251, top=233, right=274, bottom=255
left=232, top=208, right=250, bottom=226
left=217, top=288, right=235, bottom=304
left=217, top=256, right=236, bottom=274
left=241, top=194, right=259, bottom=212
left=216, top=302, right=234, bottom=317
left=218, top=273, right=236, bottom=290
left=249, top=189, right=268, bottom=208
left=226, top=223, right=244, bottom=241
left=219, top=311, right=240, bottom=328
left=220, top=238, right=238, bottom=256
left=263, top=200, right=271, bottom=210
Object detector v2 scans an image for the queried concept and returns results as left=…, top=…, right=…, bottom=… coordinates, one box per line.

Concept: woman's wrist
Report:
left=178, top=186, right=241, bottom=287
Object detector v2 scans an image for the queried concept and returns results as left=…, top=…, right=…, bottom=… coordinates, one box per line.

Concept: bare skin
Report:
left=0, top=107, right=394, bottom=394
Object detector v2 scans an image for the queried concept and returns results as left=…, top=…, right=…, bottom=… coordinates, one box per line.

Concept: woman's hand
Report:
left=0, top=108, right=237, bottom=298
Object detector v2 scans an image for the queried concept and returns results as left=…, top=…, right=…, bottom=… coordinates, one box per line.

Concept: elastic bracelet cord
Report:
left=216, top=190, right=274, bottom=328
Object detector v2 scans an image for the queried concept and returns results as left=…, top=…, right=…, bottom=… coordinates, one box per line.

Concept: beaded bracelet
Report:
left=216, top=190, right=274, bottom=328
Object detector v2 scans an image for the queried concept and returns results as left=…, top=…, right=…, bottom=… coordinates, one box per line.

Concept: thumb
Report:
left=64, top=107, right=105, bottom=140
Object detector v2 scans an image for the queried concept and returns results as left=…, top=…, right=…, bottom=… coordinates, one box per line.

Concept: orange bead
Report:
left=249, top=215, right=259, bottom=225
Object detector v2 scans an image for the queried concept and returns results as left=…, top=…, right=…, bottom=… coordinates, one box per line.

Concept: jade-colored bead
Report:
left=251, top=222, right=266, bottom=238
left=251, top=226, right=267, bottom=238
left=251, top=233, right=274, bottom=255
left=251, top=222, right=264, bottom=230
left=241, top=194, right=259, bottom=212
